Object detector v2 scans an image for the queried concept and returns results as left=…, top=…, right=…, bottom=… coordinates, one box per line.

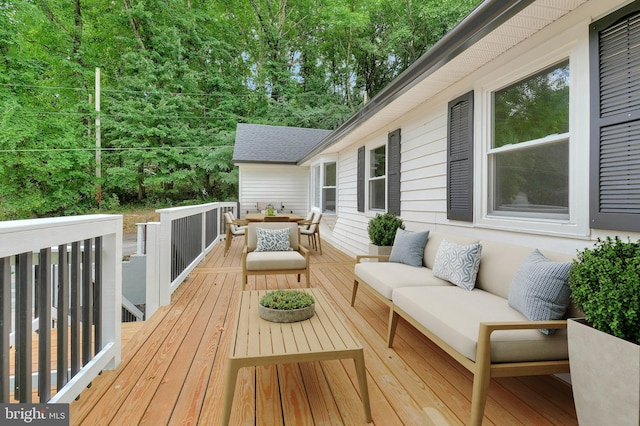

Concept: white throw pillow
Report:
left=432, top=239, right=482, bottom=290
left=255, top=227, right=291, bottom=252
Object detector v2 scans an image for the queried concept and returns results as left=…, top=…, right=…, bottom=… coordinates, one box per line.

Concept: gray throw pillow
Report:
left=432, top=239, right=482, bottom=290
left=389, top=229, right=430, bottom=267
left=508, top=249, right=572, bottom=335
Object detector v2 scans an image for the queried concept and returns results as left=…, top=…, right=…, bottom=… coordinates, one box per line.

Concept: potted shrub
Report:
left=367, top=213, right=404, bottom=257
left=258, top=289, right=315, bottom=323
left=567, top=236, right=640, bottom=426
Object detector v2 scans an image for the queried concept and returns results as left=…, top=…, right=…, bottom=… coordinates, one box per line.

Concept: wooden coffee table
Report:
left=221, top=288, right=372, bottom=425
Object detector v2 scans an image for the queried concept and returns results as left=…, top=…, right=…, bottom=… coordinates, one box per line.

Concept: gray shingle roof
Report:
left=233, top=123, right=332, bottom=164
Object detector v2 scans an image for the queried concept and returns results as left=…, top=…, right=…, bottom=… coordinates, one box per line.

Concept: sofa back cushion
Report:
left=476, top=240, right=573, bottom=300
left=423, top=232, right=479, bottom=269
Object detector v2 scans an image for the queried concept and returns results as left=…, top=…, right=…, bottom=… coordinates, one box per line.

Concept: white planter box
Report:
left=568, top=318, right=640, bottom=426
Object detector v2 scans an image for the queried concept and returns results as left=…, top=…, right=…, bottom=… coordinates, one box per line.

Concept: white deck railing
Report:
left=0, top=214, right=122, bottom=403
left=144, top=202, right=238, bottom=318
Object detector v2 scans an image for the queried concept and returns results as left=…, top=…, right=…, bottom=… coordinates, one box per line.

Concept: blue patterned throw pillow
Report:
left=255, top=227, right=291, bottom=252
left=432, top=239, right=482, bottom=290
left=508, top=249, right=572, bottom=335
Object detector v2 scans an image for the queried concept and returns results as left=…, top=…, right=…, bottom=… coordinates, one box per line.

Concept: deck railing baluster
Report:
left=0, top=257, right=10, bottom=402
left=38, top=247, right=52, bottom=402
left=70, top=241, right=81, bottom=378
left=16, top=252, right=33, bottom=403
left=94, top=237, right=102, bottom=354
left=57, top=244, right=69, bottom=391
left=82, top=238, right=93, bottom=366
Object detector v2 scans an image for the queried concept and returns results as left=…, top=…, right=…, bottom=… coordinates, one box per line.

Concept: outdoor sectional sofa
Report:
left=351, top=231, right=579, bottom=426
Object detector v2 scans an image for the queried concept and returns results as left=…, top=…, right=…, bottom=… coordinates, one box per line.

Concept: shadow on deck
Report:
left=69, top=237, right=577, bottom=425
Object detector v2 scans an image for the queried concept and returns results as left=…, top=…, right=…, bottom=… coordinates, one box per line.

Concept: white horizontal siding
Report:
left=322, top=0, right=640, bottom=257
left=238, top=165, right=309, bottom=217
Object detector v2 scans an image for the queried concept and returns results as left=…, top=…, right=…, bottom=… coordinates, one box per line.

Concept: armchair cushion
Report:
left=245, top=251, right=307, bottom=271
left=255, top=227, right=291, bottom=252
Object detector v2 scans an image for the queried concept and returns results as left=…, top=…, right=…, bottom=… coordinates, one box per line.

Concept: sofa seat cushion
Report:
left=355, top=262, right=450, bottom=300
left=246, top=251, right=306, bottom=271
left=392, top=286, right=569, bottom=363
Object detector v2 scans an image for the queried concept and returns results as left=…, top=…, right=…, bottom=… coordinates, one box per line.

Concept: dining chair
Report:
left=300, top=213, right=322, bottom=254
left=224, top=211, right=248, bottom=256
left=299, top=211, right=314, bottom=231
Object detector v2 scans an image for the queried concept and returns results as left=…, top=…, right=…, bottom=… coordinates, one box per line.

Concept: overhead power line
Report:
left=0, top=146, right=231, bottom=153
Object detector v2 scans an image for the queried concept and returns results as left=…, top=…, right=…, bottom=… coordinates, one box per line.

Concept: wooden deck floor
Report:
left=69, top=237, right=577, bottom=425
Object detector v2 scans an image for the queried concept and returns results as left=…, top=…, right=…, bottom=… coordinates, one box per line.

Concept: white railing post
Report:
left=100, top=219, right=122, bottom=370
left=145, top=222, right=161, bottom=317
left=158, top=212, right=172, bottom=307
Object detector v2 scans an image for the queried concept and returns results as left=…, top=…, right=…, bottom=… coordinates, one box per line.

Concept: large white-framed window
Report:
left=368, top=145, right=386, bottom=211
left=490, top=60, right=570, bottom=219
left=476, top=27, right=589, bottom=236
left=311, top=158, right=337, bottom=213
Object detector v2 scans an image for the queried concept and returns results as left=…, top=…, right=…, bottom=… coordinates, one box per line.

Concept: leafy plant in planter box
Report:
left=568, top=236, right=640, bottom=344
left=259, top=290, right=315, bottom=310
left=367, top=213, right=404, bottom=246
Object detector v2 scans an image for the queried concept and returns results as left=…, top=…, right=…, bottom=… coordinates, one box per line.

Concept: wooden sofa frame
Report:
left=352, top=254, right=571, bottom=426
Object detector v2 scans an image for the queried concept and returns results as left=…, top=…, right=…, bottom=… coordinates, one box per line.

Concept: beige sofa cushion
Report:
left=245, top=251, right=306, bottom=271
left=392, top=286, right=569, bottom=363
left=354, top=262, right=451, bottom=300
left=476, top=240, right=573, bottom=299
left=423, top=232, right=479, bottom=269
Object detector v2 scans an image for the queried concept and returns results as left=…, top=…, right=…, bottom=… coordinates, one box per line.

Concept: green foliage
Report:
left=259, top=290, right=315, bottom=310
left=0, top=0, right=481, bottom=219
left=569, top=237, right=640, bottom=344
left=367, top=213, right=404, bottom=246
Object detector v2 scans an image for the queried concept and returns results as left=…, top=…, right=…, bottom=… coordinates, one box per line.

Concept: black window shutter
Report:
left=590, top=2, right=640, bottom=232
left=387, top=129, right=401, bottom=215
left=357, top=146, right=365, bottom=212
left=447, top=91, right=474, bottom=221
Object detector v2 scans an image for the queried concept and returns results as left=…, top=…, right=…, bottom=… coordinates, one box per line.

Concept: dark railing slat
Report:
left=70, top=242, right=81, bottom=377
left=15, top=252, right=33, bottom=403
left=82, top=239, right=93, bottom=366
left=94, top=237, right=102, bottom=354
left=0, top=257, right=10, bottom=402
left=57, top=245, right=69, bottom=390
left=38, top=248, right=52, bottom=401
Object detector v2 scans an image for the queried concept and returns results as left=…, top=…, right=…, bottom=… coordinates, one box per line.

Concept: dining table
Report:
left=243, top=213, right=305, bottom=222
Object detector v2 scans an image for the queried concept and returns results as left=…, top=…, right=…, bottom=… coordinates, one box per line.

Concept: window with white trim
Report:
left=369, top=145, right=386, bottom=210
left=323, top=162, right=336, bottom=213
left=311, top=160, right=337, bottom=213
left=489, top=60, right=570, bottom=219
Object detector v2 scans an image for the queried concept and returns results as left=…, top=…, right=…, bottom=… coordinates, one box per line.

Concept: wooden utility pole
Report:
left=95, top=67, right=101, bottom=208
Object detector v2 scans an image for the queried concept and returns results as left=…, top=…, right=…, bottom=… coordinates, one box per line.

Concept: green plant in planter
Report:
left=259, top=290, right=315, bottom=310
left=367, top=213, right=405, bottom=246
left=568, top=236, right=640, bottom=344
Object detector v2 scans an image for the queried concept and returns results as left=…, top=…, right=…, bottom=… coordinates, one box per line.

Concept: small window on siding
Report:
left=369, top=145, right=386, bottom=210
left=590, top=1, right=640, bottom=232
left=447, top=91, right=474, bottom=221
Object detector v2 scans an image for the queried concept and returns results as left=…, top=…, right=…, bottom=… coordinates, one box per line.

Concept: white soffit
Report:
left=327, top=0, right=588, bottom=153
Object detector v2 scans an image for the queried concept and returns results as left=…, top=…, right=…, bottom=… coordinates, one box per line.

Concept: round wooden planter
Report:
left=258, top=303, right=315, bottom=323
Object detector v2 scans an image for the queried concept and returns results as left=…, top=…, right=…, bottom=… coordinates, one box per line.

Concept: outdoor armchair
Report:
left=242, top=222, right=310, bottom=290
